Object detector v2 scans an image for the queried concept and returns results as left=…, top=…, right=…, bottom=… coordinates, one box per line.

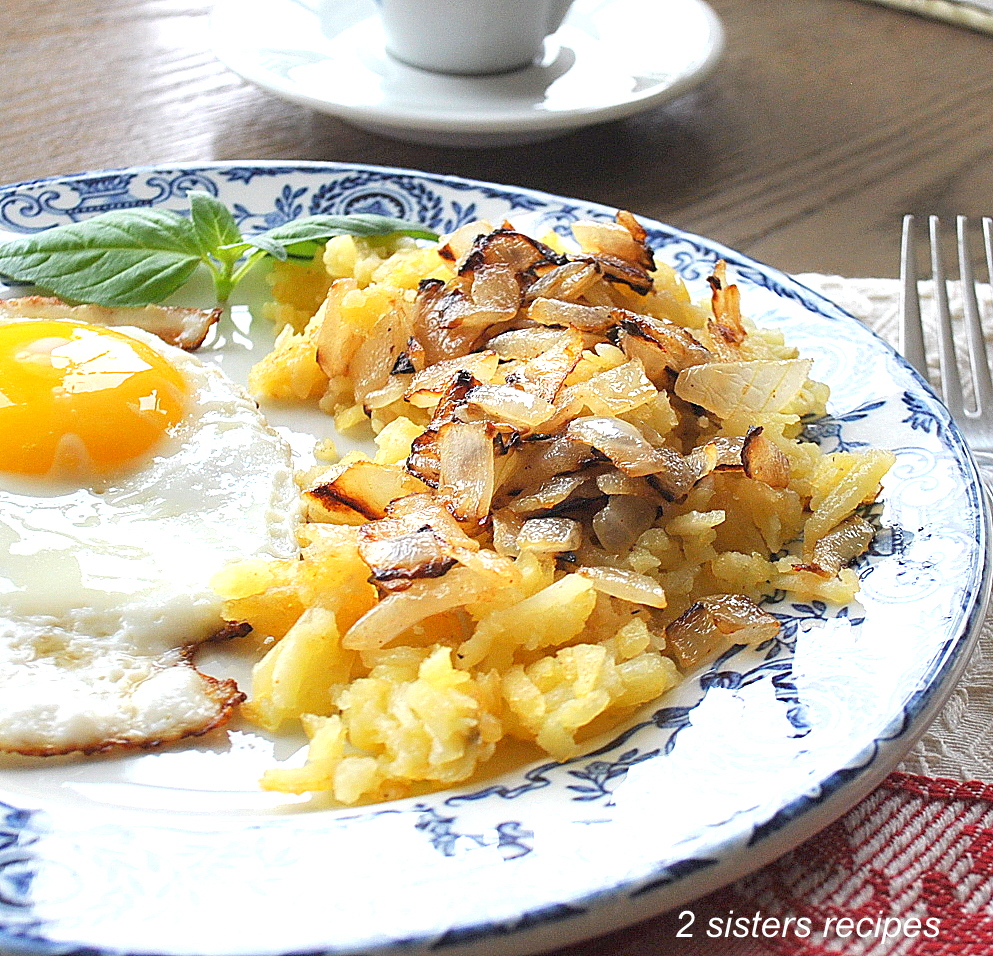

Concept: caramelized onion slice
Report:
left=592, top=494, right=658, bottom=553
left=566, top=416, right=676, bottom=478
left=576, top=566, right=666, bottom=608
left=306, top=460, right=428, bottom=524
left=616, top=311, right=712, bottom=374
left=461, top=383, right=555, bottom=433
left=510, top=471, right=596, bottom=515
left=572, top=213, right=655, bottom=272
left=505, top=326, right=585, bottom=403
left=436, top=420, right=496, bottom=527
left=459, top=228, right=566, bottom=277
left=705, top=262, right=748, bottom=360
left=517, top=517, right=582, bottom=555
left=804, top=515, right=875, bottom=576
left=405, top=351, right=500, bottom=407
left=674, top=359, right=813, bottom=418
left=357, top=528, right=456, bottom=592
left=664, top=594, right=780, bottom=669
left=488, top=326, right=577, bottom=360
left=384, top=492, right=482, bottom=552
left=524, top=260, right=601, bottom=304
left=528, top=298, right=614, bottom=332
left=341, top=566, right=494, bottom=650
left=438, top=220, right=495, bottom=262
left=742, top=426, right=791, bottom=488
left=491, top=507, right=525, bottom=557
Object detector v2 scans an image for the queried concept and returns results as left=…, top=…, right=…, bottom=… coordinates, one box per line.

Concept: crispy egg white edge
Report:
left=0, top=322, right=301, bottom=755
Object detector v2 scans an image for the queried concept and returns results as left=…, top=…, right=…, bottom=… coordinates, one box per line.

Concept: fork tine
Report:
left=971, top=218, right=993, bottom=415
left=930, top=215, right=966, bottom=418
left=957, top=216, right=993, bottom=417
left=899, top=214, right=928, bottom=378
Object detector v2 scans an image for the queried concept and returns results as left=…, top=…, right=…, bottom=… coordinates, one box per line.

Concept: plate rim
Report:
left=0, top=158, right=990, bottom=956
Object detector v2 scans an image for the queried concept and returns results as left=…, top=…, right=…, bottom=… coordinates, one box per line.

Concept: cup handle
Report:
left=546, top=0, right=574, bottom=34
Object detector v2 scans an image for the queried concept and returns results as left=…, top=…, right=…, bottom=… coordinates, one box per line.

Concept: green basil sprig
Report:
left=0, top=191, right=438, bottom=307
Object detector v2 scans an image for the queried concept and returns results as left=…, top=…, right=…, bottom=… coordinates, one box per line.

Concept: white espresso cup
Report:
left=374, top=0, right=576, bottom=75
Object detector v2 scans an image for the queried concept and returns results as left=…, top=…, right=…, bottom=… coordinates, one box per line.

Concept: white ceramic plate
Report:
left=0, top=162, right=989, bottom=956
left=209, top=0, right=725, bottom=146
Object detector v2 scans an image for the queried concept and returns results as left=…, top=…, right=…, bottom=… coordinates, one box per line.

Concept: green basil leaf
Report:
left=188, top=191, right=244, bottom=262
left=0, top=208, right=203, bottom=307
left=238, top=214, right=438, bottom=258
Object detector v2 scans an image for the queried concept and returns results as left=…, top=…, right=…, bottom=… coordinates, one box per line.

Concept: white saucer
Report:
left=210, top=0, right=725, bottom=146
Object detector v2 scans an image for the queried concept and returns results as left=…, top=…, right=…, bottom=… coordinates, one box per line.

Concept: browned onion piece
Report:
left=0, top=296, right=222, bottom=351
left=436, top=420, right=496, bottom=526
left=571, top=214, right=656, bottom=293
left=438, top=220, right=494, bottom=262
left=382, top=493, right=482, bottom=551
left=306, top=460, right=428, bottom=523
left=316, top=279, right=360, bottom=380
left=413, top=279, right=488, bottom=363
left=664, top=594, right=780, bottom=669
left=532, top=434, right=601, bottom=476
left=348, top=302, right=414, bottom=407
left=528, top=298, right=614, bottom=332
left=742, top=426, right=791, bottom=488
left=524, top=260, right=601, bottom=304
left=461, top=383, right=555, bottom=433
left=566, top=416, right=676, bottom=477
left=595, top=470, right=654, bottom=497
left=505, top=326, right=584, bottom=403
left=342, top=566, right=494, bottom=650
left=459, top=228, right=566, bottom=278
left=405, top=352, right=499, bottom=407
left=576, top=566, right=667, bottom=608
left=686, top=436, right=747, bottom=480
left=357, top=528, right=456, bottom=592
left=517, top=517, right=582, bottom=555
left=510, top=471, right=598, bottom=515
left=615, top=311, right=712, bottom=374
left=572, top=212, right=655, bottom=271
left=805, top=515, right=875, bottom=576
left=674, top=359, right=813, bottom=418
left=705, top=262, right=747, bottom=360
left=488, top=326, right=577, bottom=360
left=405, top=371, right=486, bottom=487
left=592, top=495, right=657, bottom=553
left=468, top=263, right=522, bottom=317
left=391, top=336, right=426, bottom=376
left=491, top=507, right=525, bottom=556
left=576, top=359, right=658, bottom=416
left=362, top=377, right=407, bottom=411
left=406, top=430, right=442, bottom=488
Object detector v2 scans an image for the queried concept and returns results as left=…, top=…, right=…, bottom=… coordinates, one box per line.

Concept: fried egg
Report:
left=0, top=320, right=299, bottom=755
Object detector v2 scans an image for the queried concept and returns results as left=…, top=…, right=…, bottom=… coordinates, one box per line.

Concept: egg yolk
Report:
left=0, top=320, right=189, bottom=479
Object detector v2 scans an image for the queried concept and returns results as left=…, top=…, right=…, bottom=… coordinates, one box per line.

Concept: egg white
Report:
left=0, top=326, right=300, bottom=755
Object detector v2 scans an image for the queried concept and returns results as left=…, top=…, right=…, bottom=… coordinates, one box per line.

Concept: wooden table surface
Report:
left=2, top=0, right=992, bottom=953
left=4, top=0, right=993, bottom=280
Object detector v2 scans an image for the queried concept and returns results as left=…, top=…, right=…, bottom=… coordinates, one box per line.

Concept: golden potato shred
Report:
left=222, top=218, right=895, bottom=804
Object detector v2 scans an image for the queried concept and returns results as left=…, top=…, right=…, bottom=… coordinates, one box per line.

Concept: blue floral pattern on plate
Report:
left=0, top=162, right=988, bottom=956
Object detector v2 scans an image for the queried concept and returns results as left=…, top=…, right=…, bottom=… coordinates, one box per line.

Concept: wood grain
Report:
left=2, top=2, right=993, bottom=949
left=4, top=0, right=993, bottom=280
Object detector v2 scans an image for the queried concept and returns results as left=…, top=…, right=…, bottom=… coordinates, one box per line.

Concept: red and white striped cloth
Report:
left=559, top=277, right=993, bottom=956
left=641, top=773, right=993, bottom=955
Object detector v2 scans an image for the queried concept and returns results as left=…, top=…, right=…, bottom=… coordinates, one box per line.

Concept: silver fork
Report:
left=900, top=214, right=993, bottom=481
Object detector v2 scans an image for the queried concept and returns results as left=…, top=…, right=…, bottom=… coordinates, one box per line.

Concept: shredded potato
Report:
left=215, top=215, right=895, bottom=805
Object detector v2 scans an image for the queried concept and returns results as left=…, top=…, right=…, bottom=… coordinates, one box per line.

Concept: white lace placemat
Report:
left=797, top=273, right=993, bottom=783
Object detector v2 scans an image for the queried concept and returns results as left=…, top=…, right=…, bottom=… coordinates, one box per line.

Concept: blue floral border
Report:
left=0, top=162, right=988, bottom=956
